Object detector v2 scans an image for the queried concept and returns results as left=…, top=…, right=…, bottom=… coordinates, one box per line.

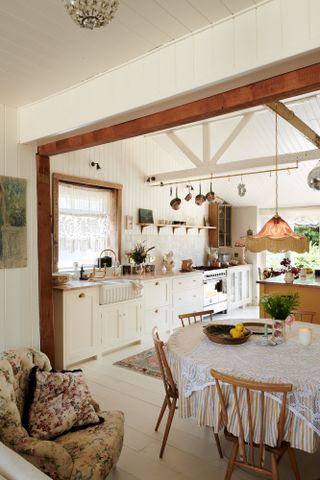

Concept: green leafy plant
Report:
left=260, top=292, right=299, bottom=320
left=128, top=241, right=155, bottom=265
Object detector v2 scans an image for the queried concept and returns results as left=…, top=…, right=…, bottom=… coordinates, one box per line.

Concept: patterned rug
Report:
left=113, top=347, right=161, bottom=379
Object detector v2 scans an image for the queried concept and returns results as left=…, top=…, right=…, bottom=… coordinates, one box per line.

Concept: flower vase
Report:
left=284, top=272, right=294, bottom=283
left=272, top=319, right=286, bottom=344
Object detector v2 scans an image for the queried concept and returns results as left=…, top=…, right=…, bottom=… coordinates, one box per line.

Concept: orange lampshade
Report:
left=246, top=214, right=309, bottom=253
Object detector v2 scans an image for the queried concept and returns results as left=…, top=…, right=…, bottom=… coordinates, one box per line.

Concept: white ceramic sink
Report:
left=99, top=279, right=143, bottom=304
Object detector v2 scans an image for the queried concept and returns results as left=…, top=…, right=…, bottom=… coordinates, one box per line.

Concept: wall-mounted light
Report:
left=90, top=161, right=101, bottom=170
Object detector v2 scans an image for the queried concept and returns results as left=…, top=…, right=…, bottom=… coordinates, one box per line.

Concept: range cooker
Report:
left=193, top=266, right=228, bottom=314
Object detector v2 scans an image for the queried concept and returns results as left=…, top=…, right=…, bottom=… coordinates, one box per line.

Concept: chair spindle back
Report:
left=178, top=310, right=214, bottom=328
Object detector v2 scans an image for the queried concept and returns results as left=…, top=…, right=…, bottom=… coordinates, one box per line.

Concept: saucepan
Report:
left=184, top=185, right=193, bottom=202
left=170, top=187, right=181, bottom=210
left=195, top=184, right=206, bottom=206
left=206, top=181, right=216, bottom=204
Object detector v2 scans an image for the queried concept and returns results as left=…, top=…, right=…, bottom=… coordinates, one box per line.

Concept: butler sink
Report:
left=99, top=279, right=143, bottom=305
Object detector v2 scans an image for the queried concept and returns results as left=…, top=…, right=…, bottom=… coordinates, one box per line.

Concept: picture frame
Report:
left=138, top=208, right=154, bottom=224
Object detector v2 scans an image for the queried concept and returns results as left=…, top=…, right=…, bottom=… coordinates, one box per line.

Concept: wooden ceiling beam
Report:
left=38, top=62, right=320, bottom=157
left=267, top=100, right=320, bottom=148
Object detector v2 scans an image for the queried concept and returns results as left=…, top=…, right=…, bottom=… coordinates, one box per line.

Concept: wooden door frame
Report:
left=36, top=62, right=320, bottom=363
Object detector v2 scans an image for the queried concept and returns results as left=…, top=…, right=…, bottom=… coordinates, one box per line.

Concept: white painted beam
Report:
left=211, top=113, right=253, bottom=164
left=166, top=132, right=202, bottom=167
left=148, top=148, right=320, bottom=183
left=202, top=123, right=210, bottom=163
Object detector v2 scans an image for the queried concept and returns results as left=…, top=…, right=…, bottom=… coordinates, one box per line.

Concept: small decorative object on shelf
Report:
left=163, top=251, right=175, bottom=273
left=260, top=292, right=299, bottom=344
left=138, top=208, right=154, bottom=224
left=181, top=259, right=193, bottom=272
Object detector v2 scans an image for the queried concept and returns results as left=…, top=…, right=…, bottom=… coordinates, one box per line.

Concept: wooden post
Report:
left=36, top=153, right=55, bottom=365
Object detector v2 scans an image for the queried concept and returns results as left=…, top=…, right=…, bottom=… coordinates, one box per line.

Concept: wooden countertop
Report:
left=53, top=270, right=203, bottom=291
left=257, top=275, right=320, bottom=288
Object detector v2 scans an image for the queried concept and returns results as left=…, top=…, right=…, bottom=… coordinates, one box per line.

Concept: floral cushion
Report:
left=0, top=348, right=124, bottom=480
left=24, top=368, right=103, bottom=440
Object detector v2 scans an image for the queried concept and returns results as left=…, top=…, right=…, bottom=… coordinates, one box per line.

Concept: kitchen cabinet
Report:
left=208, top=203, right=232, bottom=248
left=172, top=274, right=204, bottom=329
left=143, top=278, right=170, bottom=333
left=53, top=287, right=99, bottom=369
left=100, top=298, right=142, bottom=350
left=227, top=265, right=252, bottom=311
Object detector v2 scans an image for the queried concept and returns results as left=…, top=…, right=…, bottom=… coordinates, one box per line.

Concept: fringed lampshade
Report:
left=246, top=214, right=309, bottom=253
left=246, top=111, right=309, bottom=254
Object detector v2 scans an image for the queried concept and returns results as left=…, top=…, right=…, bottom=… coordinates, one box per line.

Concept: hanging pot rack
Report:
left=147, top=163, right=299, bottom=187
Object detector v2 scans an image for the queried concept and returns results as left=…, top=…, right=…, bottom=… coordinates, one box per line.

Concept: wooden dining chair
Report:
left=210, top=369, right=300, bottom=480
left=178, top=309, right=214, bottom=328
left=292, top=310, right=316, bottom=323
left=152, top=327, right=223, bottom=459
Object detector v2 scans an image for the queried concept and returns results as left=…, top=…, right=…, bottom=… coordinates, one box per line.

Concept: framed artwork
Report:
left=138, top=208, right=154, bottom=224
left=0, top=175, right=27, bottom=269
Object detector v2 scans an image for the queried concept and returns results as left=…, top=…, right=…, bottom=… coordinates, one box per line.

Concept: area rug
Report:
left=113, top=347, right=161, bottom=379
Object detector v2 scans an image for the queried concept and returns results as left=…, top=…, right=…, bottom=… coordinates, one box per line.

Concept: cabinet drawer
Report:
left=144, top=306, right=170, bottom=334
left=172, top=275, right=203, bottom=292
left=144, top=279, right=169, bottom=309
left=173, top=287, right=204, bottom=308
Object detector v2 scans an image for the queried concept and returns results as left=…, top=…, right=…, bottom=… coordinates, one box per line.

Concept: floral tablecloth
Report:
left=166, top=320, right=320, bottom=453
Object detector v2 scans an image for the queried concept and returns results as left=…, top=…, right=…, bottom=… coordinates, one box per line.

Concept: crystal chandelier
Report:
left=246, top=112, right=309, bottom=254
left=62, top=0, right=120, bottom=30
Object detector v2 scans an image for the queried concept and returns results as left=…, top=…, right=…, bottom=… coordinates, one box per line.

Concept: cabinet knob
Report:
left=78, top=293, right=86, bottom=298
left=178, top=282, right=182, bottom=285
left=155, top=282, right=159, bottom=286
left=155, top=309, right=159, bottom=313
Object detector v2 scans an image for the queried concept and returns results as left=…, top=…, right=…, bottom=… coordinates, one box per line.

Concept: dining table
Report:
left=166, top=319, right=320, bottom=453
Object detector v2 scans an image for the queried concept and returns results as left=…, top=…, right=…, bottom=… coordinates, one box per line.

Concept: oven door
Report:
left=204, top=278, right=227, bottom=307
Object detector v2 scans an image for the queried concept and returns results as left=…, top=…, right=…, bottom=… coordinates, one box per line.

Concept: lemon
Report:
left=235, top=323, right=244, bottom=332
left=230, top=328, right=244, bottom=339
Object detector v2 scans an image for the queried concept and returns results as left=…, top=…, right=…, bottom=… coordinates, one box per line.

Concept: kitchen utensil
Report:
left=206, top=181, right=216, bottom=204
left=170, top=187, right=181, bottom=210
left=52, top=273, right=71, bottom=286
left=211, top=260, right=221, bottom=268
left=185, top=185, right=193, bottom=201
left=195, top=184, right=206, bottom=206
left=181, top=259, right=193, bottom=272
left=203, top=324, right=252, bottom=345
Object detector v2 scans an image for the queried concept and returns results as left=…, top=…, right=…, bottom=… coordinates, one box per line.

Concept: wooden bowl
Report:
left=203, top=324, right=252, bottom=345
left=52, top=273, right=71, bottom=286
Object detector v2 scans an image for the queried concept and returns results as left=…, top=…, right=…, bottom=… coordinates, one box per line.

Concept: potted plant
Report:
left=260, top=292, right=299, bottom=344
left=127, top=241, right=155, bottom=273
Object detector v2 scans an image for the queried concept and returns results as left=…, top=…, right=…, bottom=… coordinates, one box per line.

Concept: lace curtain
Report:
left=58, top=183, right=117, bottom=269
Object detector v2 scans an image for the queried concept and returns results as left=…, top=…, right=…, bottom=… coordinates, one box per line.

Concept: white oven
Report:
left=203, top=269, right=228, bottom=314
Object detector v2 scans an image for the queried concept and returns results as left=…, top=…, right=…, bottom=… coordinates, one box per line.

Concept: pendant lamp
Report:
left=246, top=112, right=309, bottom=254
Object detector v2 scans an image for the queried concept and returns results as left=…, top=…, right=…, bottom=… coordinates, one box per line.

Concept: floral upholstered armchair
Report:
left=0, top=348, right=124, bottom=480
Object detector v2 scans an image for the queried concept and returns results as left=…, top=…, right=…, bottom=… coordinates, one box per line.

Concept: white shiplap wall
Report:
left=0, top=105, right=39, bottom=351
left=51, top=136, right=210, bottom=271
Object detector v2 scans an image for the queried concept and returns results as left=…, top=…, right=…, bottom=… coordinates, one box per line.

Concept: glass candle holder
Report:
left=298, top=327, right=312, bottom=346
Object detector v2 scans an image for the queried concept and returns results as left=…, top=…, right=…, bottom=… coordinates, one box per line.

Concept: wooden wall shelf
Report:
left=139, top=223, right=216, bottom=234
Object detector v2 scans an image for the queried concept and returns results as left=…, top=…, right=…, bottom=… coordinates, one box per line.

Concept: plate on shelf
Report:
left=203, top=324, right=252, bottom=345
left=242, top=322, right=272, bottom=335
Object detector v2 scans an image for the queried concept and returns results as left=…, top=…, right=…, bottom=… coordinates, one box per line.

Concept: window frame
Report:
left=52, top=173, right=122, bottom=272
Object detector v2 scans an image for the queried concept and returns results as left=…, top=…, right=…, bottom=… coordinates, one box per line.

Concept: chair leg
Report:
left=155, top=397, right=167, bottom=431
left=212, top=429, right=223, bottom=459
left=288, top=447, right=301, bottom=480
left=271, top=453, right=279, bottom=480
left=159, top=397, right=177, bottom=458
left=225, top=441, right=238, bottom=480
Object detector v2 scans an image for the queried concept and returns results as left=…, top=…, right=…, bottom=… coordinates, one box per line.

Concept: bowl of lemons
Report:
left=203, top=323, right=252, bottom=345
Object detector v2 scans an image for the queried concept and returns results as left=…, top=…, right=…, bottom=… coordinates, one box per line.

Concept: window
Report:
left=53, top=174, right=122, bottom=271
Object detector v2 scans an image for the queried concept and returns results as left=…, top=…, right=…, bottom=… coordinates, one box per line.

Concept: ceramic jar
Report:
left=284, top=271, right=294, bottom=283
left=272, top=319, right=286, bottom=344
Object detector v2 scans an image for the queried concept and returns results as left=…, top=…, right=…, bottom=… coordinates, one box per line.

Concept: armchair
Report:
left=0, top=348, right=124, bottom=480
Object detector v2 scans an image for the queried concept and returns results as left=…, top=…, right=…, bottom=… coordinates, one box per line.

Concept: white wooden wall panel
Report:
left=19, top=0, right=320, bottom=144
left=51, top=137, right=209, bottom=271
left=257, top=1, right=282, bottom=61
left=234, top=10, right=257, bottom=70
left=0, top=105, right=39, bottom=352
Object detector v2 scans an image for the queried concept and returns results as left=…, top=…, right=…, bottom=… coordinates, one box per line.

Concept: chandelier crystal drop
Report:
left=62, top=0, right=120, bottom=30
left=246, top=112, right=309, bottom=254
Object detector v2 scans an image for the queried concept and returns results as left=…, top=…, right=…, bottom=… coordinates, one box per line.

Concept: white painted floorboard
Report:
left=81, top=307, right=320, bottom=480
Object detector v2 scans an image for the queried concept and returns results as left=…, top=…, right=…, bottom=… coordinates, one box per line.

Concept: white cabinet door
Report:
left=100, top=299, right=142, bottom=351
left=227, top=266, right=252, bottom=311
left=100, top=304, right=121, bottom=349
left=144, top=306, right=170, bottom=335
left=64, top=288, right=98, bottom=365
left=144, top=279, right=169, bottom=309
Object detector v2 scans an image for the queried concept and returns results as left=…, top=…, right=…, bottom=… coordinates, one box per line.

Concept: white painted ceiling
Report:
left=149, top=94, right=320, bottom=208
left=0, top=0, right=264, bottom=107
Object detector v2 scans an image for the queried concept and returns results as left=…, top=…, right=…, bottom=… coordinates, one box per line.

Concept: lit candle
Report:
left=298, top=327, right=312, bottom=346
